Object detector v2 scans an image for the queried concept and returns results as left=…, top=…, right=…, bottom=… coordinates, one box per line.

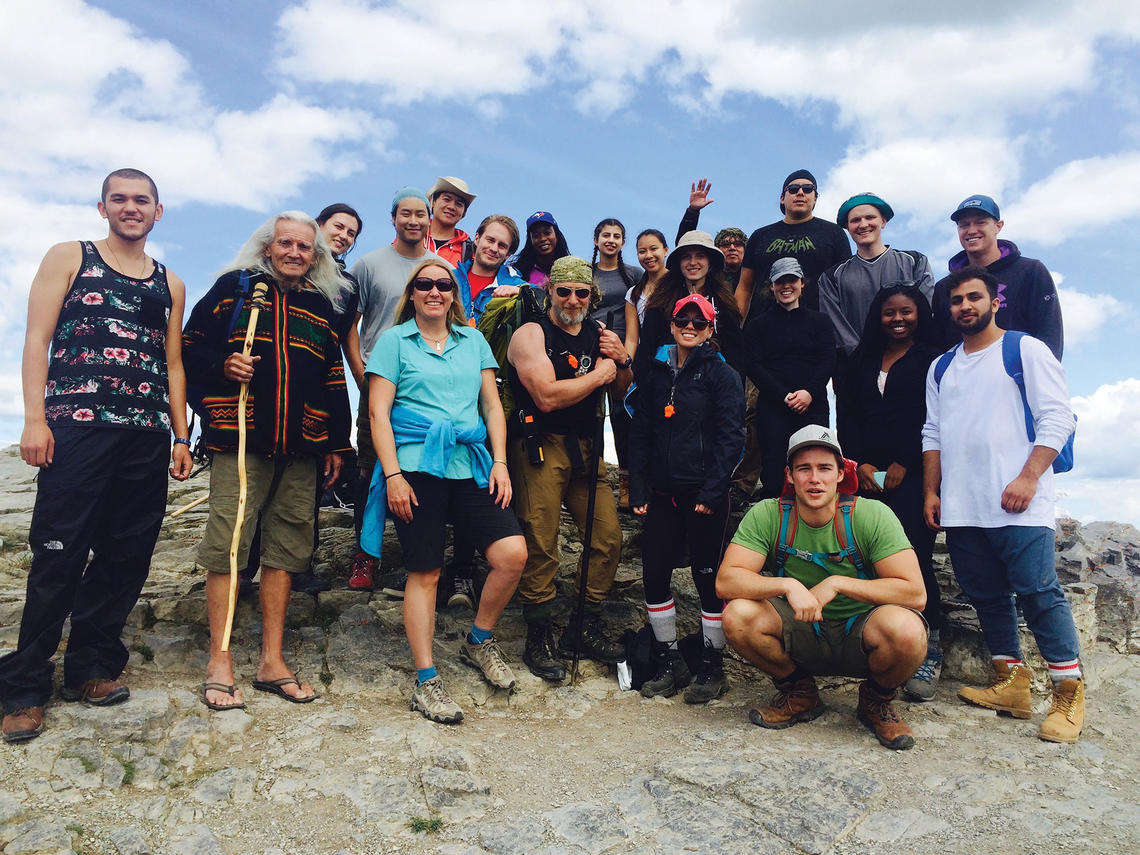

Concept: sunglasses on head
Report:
left=671, top=315, right=711, bottom=330
left=413, top=276, right=455, bottom=292
left=785, top=183, right=816, bottom=195
left=554, top=286, right=592, bottom=300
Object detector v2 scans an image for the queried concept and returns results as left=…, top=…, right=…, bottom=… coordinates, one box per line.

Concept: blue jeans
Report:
left=946, top=526, right=1079, bottom=663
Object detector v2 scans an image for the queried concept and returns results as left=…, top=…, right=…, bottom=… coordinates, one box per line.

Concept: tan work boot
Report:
left=1038, top=678, right=1085, bottom=744
left=748, top=675, right=824, bottom=729
left=958, top=660, right=1032, bottom=718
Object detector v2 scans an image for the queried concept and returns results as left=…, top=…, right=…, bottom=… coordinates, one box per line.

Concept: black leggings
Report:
left=879, top=467, right=940, bottom=629
left=640, top=491, right=729, bottom=614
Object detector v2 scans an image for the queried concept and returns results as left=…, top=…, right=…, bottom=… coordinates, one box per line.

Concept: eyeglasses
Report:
left=274, top=238, right=314, bottom=253
left=413, top=277, right=455, bottom=292
left=717, top=240, right=746, bottom=249
left=671, top=316, right=711, bottom=330
left=785, top=183, right=816, bottom=195
left=554, top=286, right=592, bottom=300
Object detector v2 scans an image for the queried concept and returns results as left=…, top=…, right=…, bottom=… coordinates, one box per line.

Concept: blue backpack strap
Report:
left=774, top=497, right=797, bottom=576
left=832, top=494, right=870, bottom=579
left=933, top=343, right=961, bottom=387
left=1001, top=331, right=1037, bottom=442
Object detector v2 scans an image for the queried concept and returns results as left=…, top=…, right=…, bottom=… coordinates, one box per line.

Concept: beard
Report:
left=552, top=304, right=589, bottom=326
left=954, top=305, right=994, bottom=335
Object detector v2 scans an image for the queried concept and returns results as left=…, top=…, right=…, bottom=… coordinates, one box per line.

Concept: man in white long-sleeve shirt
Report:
left=922, top=266, right=1084, bottom=744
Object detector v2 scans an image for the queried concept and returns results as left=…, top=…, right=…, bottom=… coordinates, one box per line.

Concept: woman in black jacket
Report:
left=629, top=294, right=745, bottom=704
left=838, top=284, right=943, bottom=701
left=741, top=257, right=835, bottom=499
left=634, top=230, right=744, bottom=378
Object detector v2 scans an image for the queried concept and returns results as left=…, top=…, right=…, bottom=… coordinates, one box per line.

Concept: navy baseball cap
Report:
left=951, top=195, right=1001, bottom=222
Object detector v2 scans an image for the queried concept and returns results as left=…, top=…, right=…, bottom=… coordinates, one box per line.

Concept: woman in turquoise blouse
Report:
left=366, top=260, right=525, bottom=724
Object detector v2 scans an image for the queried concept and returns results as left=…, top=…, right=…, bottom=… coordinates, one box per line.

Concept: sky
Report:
left=1, top=0, right=1138, bottom=525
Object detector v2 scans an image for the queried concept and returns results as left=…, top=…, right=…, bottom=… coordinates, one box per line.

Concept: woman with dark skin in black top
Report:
left=741, top=257, right=835, bottom=500
left=839, top=284, right=943, bottom=701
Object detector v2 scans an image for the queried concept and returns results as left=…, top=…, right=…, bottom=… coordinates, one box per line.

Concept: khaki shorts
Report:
left=770, top=597, right=927, bottom=678
left=197, top=453, right=318, bottom=574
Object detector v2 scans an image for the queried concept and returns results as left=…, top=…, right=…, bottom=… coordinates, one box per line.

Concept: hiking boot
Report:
left=380, top=569, right=407, bottom=599
left=640, top=643, right=692, bottom=698
left=856, top=680, right=915, bottom=750
left=904, top=648, right=943, bottom=702
left=60, top=677, right=130, bottom=706
left=559, top=617, right=623, bottom=664
left=1038, top=678, right=1086, bottom=744
left=348, top=552, right=376, bottom=590
left=523, top=622, right=566, bottom=682
left=684, top=647, right=728, bottom=705
left=460, top=636, right=517, bottom=690
left=447, top=576, right=476, bottom=611
left=410, top=676, right=463, bottom=724
left=2, top=707, right=45, bottom=744
left=958, top=660, right=1032, bottom=718
left=292, top=570, right=331, bottom=597
left=748, top=675, right=823, bottom=729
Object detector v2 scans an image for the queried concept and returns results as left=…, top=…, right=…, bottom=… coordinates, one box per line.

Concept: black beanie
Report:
left=780, top=169, right=818, bottom=213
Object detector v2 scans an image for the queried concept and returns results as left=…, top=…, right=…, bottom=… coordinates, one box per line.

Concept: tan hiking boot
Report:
left=856, top=681, right=915, bottom=750
left=1039, top=678, right=1085, bottom=744
left=958, top=660, right=1032, bottom=719
left=2, top=707, right=45, bottom=744
left=748, top=675, right=823, bottom=729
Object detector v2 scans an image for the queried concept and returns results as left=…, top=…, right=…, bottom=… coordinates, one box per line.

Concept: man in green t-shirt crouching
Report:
left=718, top=425, right=927, bottom=750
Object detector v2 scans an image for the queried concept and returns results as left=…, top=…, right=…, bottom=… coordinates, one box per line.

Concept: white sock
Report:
left=701, top=610, right=725, bottom=650
left=646, top=599, right=677, bottom=649
left=1047, top=659, right=1081, bottom=684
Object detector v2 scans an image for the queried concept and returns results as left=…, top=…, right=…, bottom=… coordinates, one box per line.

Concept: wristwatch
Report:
left=620, top=355, right=633, bottom=370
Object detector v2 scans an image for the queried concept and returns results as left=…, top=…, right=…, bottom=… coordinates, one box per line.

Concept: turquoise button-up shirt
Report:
left=365, top=318, right=498, bottom=480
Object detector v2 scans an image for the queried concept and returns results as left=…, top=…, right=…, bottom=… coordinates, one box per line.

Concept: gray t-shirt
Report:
left=591, top=264, right=639, bottom=340
left=349, top=245, right=447, bottom=361
left=817, top=247, right=934, bottom=355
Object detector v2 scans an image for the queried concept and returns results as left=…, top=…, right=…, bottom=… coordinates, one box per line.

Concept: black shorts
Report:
left=392, top=471, right=522, bottom=573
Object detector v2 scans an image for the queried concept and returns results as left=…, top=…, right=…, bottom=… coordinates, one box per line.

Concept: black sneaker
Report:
left=683, top=647, right=728, bottom=704
left=523, top=622, right=566, bottom=681
left=292, top=571, right=331, bottom=597
left=447, top=577, right=476, bottom=610
left=380, top=569, right=407, bottom=599
left=559, top=617, right=623, bottom=664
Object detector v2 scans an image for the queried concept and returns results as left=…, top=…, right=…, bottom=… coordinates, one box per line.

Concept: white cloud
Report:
left=1056, top=287, right=1130, bottom=346
left=1002, top=152, right=1140, bottom=245
left=1056, top=477, right=1140, bottom=529
left=1070, top=379, right=1140, bottom=480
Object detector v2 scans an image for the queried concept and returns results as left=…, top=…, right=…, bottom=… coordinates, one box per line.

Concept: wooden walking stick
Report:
left=167, top=493, right=209, bottom=518
left=221, top=281, right=270, bottom=652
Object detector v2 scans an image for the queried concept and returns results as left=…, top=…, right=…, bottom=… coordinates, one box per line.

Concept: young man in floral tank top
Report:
left=1, top=169, right=192, bottom=745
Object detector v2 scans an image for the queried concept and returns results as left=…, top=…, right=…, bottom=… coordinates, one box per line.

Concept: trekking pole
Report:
left=570, top=389, right=608, bottom=685
left=221, top=281, right=270, bottom=652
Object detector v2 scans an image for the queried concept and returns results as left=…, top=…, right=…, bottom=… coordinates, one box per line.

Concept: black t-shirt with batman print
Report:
left=742, top=217, right=852, bottom=319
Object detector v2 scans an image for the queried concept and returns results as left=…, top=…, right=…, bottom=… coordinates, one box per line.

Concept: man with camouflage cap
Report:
left=506, top=256, right=633, bottom=681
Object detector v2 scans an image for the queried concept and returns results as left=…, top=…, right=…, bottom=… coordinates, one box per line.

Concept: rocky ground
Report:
left=0, top=445, right=1138, bottom=855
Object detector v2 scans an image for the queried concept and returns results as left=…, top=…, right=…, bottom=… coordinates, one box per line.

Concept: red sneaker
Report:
left=349, top=552, right=376, bottom=590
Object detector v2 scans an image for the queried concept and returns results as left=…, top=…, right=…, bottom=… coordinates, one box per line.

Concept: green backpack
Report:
left=476, top=284, right=549, bottom=420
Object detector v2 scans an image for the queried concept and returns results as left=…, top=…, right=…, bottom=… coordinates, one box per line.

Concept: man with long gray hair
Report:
left=182, top=211, right=351, bottom=712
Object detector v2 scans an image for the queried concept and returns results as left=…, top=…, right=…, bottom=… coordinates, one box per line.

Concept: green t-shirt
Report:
left=730, top=497, right=913, bottom=620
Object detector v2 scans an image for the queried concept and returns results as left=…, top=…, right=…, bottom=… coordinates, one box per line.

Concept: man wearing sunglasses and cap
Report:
left=931, top=195, right=1063, bottom=360
left=735, top=169, right=852, bottom=321
left=426, top=176, right=476, bottom=266
left=506, top=256, right=633, bottom=681
left=818, top=193, right=934, bottom=356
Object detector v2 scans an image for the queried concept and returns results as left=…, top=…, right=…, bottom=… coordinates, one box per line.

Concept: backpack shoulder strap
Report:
left=226, top=270, right=253, bottom=339
left=933, top=343, right=961, bottom=387
left=1001, top=331, right=1037, bottom=442
left=833, top=494, right=870, bottom=579
left=774, top=497, right=798, bottom=576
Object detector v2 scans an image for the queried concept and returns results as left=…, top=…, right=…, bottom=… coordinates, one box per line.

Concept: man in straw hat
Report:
left=427, top=176, right=477, bottom=266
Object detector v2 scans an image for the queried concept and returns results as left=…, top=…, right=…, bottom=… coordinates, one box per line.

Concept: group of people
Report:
left=2, top=166, right=1085, bottom=753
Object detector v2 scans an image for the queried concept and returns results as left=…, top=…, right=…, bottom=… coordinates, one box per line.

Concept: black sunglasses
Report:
left=671, top=316, right=711, bottom=330
left=785, top=183, right=816, bottom=195
left=555, top=286, right=592, bottom=300
left=413, top=277, right=455, bottom=292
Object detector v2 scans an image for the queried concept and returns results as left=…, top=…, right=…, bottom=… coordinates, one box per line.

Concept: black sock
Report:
left=781, top=665, right=811, bottom=684
left=866, top=677, right=894, bottom=696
